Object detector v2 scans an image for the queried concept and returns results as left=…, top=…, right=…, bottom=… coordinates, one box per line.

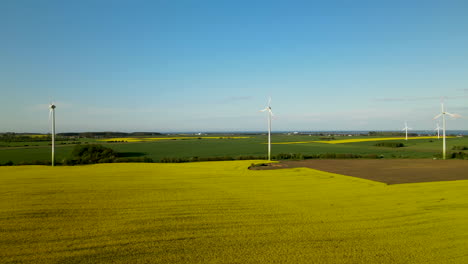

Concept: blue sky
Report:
left=1, top=0, right=467, bottom=132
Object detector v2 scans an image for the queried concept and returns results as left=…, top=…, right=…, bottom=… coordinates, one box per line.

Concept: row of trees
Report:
left=57, top=132, right=161, bottom=138
left=374, top=142, right=405, bottom=148
left=62, top=144, right=153, bottom=165
left=0, top=133, right=78, bottom=142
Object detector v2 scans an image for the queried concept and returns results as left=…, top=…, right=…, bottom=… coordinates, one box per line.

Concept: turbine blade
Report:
left=48, top=108, right=52, bottom=133
left=268, top=97, right=271, bottom=107
left=446, top=112, right=461, bottom=118
left=260, top=108, right=268, bottom=112
left=433, top=113, right=442, bottom=120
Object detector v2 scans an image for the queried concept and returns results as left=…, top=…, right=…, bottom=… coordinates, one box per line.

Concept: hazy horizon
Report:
left=1, top=1, right=467, bottom=133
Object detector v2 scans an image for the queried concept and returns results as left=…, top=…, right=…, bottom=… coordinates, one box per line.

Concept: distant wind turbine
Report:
left=434, top=122, right=441, bottom=139
left=49, top=103, right=56, bottom=166
left=433, top=102, right=461, bottom=160
left=402, top=121, right=411, bottom=141
left=260, top=97, right=274, bottom=161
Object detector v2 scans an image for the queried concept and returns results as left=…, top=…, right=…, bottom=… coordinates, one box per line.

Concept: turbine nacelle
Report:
left=433, top=112, right=461, bottom=120
left=401, top=122, right=412, bottom=131
left=260, top=106, right=273, bottom=114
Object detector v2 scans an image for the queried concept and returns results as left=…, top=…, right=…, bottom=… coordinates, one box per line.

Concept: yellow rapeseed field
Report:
left=273, top=136, right=452, bottom=144
left=1, top=161, right=467, bottom=263
left=100, top=136, right=251, bottom=142
left=29, top=134, right=48, bottom=138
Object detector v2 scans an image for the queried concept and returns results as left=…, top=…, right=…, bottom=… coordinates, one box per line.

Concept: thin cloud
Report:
left=449, top=106, right=468, bottom=111
left=222, top=96, right=253, bottom=103
left=374, top=96, right=441, bottom=102
left=374, top=95, right=468, bottom=102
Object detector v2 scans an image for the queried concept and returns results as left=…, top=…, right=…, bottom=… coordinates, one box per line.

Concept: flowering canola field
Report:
left=273, top=136, right=452, bottom=144
left=1, top=161, right=467, bottom=263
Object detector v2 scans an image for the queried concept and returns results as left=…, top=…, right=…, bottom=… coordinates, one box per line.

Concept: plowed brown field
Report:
left=252, top=159, right=468, bottom=184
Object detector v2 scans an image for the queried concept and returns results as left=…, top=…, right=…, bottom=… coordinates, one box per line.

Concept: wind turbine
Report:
left=402, top=121, right=411, bottom=140
left=434, top=122, right=441, bottom=139
left=433, top=102, right=461, bottom=160
left=260, top=97, right=273, bottom=161
left=49, top=103, right=56, bottom=166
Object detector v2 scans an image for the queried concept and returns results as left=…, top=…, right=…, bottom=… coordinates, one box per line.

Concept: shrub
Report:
left=70, top=144, right=117, bottom=164
left=62, top=158, right=77, bottom=166
left=0, top=160, right=14, bottom=166
left=115, top=157, right=154, bottom=163
left=374, top=142, right=405, bottom=148
left=451, top=152, right=468, bottom=159
left=362, top=154, right=380, bottom=159
left=248, top=163, right=269, bottom=169
left=160, top=157, right=189, bottom=163
left=237, top=155, right=265, bottom=160
left=320, top=153, right=337, bottom=159
left=452, top=146, right=468, bottom=150
left=274, top=153, right=305, bottom=160
left=335, top=153, right=361, bottom=159
left=17, top=160, right=52, bottom=165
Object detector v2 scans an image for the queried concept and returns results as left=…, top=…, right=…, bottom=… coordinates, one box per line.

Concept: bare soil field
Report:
left=252, top=159, right=468, bottom=184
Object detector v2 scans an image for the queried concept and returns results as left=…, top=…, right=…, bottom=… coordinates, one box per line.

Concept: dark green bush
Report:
left=274, top=153, right=305, bottom=160
left=248, top=163, right=269, bottom=169
left=17, top=160, right=52, bottom=165
left=374, top=142, right=405, bottom=148
left=1, top=160, right=14, bottom=166
left=115, top=157, right=154, bottom=163
left=451, top=152, right=468, bottom=159
left=160, top=157, right=189, bottom=163
left=69, top=144, right=117, bottom=164
left=452, top=146, right=468, bottom=150
left=237, top=155, right=265, bottom=160
left=362, top=154, right=380, bottom=159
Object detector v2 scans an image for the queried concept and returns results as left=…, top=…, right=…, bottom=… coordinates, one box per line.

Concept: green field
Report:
left=1, top=161, right=467, bottom=263
left=1, top=135, right=467, bottom=164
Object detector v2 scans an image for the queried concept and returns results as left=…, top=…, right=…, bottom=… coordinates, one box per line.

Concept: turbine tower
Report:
left=49, top=103, right=56, bottom=166
left=433, top=102, right=461, bottom=160
left=435, top=122, right=441, bottom=139
left=402, top=121, right=411, bottom=141
left=260, top=97, right=274, bottom=160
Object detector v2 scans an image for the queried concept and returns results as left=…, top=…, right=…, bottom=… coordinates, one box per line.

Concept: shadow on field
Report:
left=116, top=152, right=147, bottom=158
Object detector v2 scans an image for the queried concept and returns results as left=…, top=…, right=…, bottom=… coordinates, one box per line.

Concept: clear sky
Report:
left=1, top=0, right=467, bottom=133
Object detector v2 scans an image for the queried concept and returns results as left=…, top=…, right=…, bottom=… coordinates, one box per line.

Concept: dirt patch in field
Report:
left=251, top=159, right=468, bottom=184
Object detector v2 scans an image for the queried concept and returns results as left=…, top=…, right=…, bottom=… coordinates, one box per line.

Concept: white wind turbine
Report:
left=434, top=122, right=441, bottom=139
left=260, top=97, right=274, bottom=161
left=402, top=121, right=411, bottom=140
left=49, top=103, right=56, bottom=166
left=433, top=102, right=461, bottom=160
